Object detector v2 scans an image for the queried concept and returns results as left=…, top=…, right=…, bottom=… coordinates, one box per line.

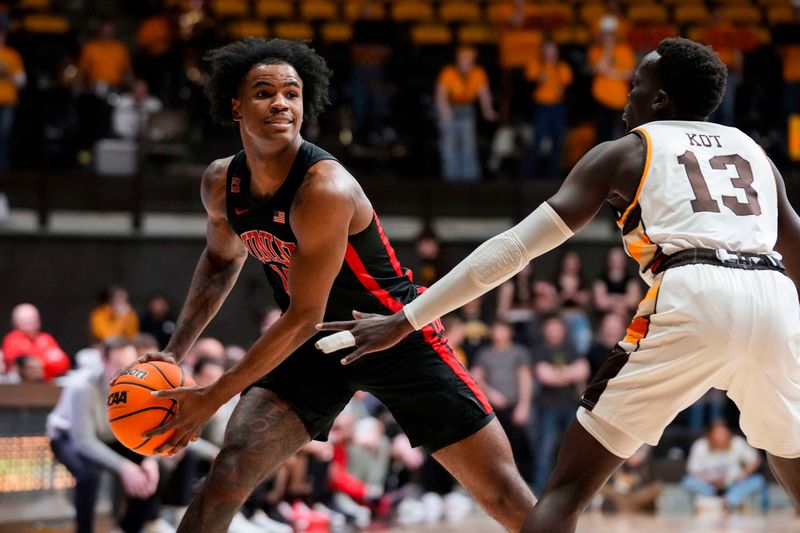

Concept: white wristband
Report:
left=315, top=331, right=356, bottom=354
left=404, top=202, right=573, bottom=330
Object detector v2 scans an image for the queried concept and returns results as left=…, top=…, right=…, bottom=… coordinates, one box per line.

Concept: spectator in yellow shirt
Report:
left=79, top=21, right=132, bottom=93
left=521, top=41, right=573, bottom=180
left=0, top=29, right=25, bottom=171
left=435, top=46, right=497, bottom=181
left=588, top=26, right=635, bottom=142
left=90, top=286, right=139, bottom=342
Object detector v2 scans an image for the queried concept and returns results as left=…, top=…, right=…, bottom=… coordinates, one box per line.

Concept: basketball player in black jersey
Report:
left=120, top=39, right=535, bottom=532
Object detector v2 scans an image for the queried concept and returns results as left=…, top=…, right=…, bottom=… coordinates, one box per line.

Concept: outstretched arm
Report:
left=318, top=135, right=644, bottom=363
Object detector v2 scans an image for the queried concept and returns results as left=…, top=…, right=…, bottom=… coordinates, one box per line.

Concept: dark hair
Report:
left=204, top=38, right=332, bottom=125
left=655, top=37, right=728, bottom=119
left=194, top=356, right=226, bottom=376
left=14, top=354, right=36, bottom=369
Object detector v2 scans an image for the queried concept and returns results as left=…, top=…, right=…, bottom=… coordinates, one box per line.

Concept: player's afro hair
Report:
left=204, top=38, right=332, bottom=125
left=655, top=38, right=728, bottom=119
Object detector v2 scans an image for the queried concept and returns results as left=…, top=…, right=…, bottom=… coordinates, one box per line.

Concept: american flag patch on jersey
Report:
left=273, top=210, right=286, bottom=224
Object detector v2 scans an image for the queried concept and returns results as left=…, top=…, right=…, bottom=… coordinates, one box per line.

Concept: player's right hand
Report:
left=111, top=351, right=178, bottom=384
left=315, top=310, right=415, bottom=365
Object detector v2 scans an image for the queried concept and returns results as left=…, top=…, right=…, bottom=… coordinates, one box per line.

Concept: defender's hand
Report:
left=111, top=351, right=178, bottom=384
left=142, top=385, right=218, bottom=456
left=315, top=310, right=415, bottom=365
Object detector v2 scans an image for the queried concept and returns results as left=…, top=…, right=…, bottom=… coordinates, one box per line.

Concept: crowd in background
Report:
left=1, top=235, right=773, bottom=531
left=0, top=0, right=799, bottom=181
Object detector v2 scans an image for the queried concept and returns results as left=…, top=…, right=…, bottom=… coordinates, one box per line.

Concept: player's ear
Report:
left=652, top=89, right=670, bottom=114
left=231, top=98, right=242, bottom=122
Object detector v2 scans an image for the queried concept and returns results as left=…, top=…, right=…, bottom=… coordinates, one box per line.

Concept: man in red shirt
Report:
left=3, top=303, right=70, bottom=380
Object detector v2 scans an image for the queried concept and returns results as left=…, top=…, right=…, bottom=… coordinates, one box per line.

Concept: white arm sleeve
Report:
left=403, top=202, right=573, bottom=330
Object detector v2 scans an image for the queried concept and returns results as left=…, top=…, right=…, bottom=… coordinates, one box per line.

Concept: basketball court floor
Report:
left=4, top=510, right=800, bottom=533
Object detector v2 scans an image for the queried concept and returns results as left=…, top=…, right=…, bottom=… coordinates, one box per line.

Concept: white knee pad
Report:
left=576, top=407, right=643, bottom=459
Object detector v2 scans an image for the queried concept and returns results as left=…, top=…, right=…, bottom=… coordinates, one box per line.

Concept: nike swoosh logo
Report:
left=235, top=208, right=250, bottom=215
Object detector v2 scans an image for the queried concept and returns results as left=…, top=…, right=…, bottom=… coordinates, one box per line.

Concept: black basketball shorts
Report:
left=245, top=327, right=495, bottom=453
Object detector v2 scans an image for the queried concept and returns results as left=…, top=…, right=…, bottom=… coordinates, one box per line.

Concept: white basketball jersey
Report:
left=617, top=120, right=779, bottom=285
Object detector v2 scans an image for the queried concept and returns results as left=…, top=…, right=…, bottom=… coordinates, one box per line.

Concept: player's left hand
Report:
left=315, top=310, right=415, bottom=365
left=142, top=385, right=219, bottom=456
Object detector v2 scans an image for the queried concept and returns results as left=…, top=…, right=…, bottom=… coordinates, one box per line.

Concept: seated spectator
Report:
left=112, top=79, right=163, bottom=140
left=441, top=315, right=468, bottom=367
left=532, top=314, right=589, bottom=493
left=413, top=227, right=445, bottom=288
left=8, top=354, right=45, bottom=383
left=90, top=286, right=140, bottom=342
left=47, top=338, right=163, bottom=533
left=554, top=251, right=589, bottom=309
left=181, top=337, right=226, bottom=374
left=683, top=420, right=766, bottom=512
left=435, top=46, right=497, bottom=181
left=3, top=303, right=70, bottom=380
left=497, top=264, right=536, bottom=326
left=585, top=312, right=627, bottom=380
left=459, top=297, right=490, bottom=363
left=472, top=321, right=533, bottom=479
left=592, top=247, right=642, bottom=315
left=139, top=293, right=176, bottom=350
left=132, top=332, right=159, bottom=358
left=600, top=445, right=663, bottom=513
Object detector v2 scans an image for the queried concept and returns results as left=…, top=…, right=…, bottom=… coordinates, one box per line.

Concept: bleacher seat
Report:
left=228, top=20, right=268, bottom=39
left=552, top=24, right=590, bottom=45
left=674, top=4, right=710, bottom=26
left=439, top=2, right=482, bottom=24
left=272, top=21, right=314, bottom=40
left=299, top=0, right=339, bottom=21
left=321, top=21, right=353, bottom=43
left=19, top=0, right=50, bottom=10
left=532, top=4, right=574, bottom=29
left=499, top=28, right=542, bottom=68
left=721, top=5, right=763, bottom=24
left=391, top=0, right=435, bottom=23
left=210, top=0, right=249, bottom=18
left=628, top=23, right=679, bottom=50
left=343, top=0, right=387, bottom=20
left=410, top=23, right=453, bottom=46
left=457, top=23, right=498, bottom=45
left=579, top=3, right=607, bottom=26
left=487, top=2, right=537, bottom=24
left=255, top=0, right=294, bottom=20
left=628, top=4, right=668, bottom=24
left=21, top=14, right=69, bottom=33
left=766, top=5, right=795, bottom=24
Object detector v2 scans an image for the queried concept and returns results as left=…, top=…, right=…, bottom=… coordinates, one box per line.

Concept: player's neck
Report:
left=243, top=135, right=303, bottom=196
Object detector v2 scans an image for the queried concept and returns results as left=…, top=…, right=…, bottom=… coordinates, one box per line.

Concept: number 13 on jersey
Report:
left=677, top=150, right=762, bottom=216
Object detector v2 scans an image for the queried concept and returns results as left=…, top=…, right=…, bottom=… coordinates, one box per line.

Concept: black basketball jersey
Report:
left=225, top=141, right=417, bottom=321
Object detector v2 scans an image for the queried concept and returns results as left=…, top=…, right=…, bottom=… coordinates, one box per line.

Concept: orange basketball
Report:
left=107, top=361, right=195, bottom=456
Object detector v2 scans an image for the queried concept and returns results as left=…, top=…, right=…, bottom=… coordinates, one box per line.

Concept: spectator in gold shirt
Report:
left=89, top=285, right=139, bottom=342
left=435, top=46, right=497, bottom=181
left=521, top=41, right=573, bottom=180
left=0, top=29, right=25, bottom=171
left=79, top=21, right=132, bottom=93
left=588, top=24, right=635, bottom=142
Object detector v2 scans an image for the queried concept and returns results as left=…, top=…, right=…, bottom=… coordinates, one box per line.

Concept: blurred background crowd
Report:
left=0, top=0, right=799, bottom=181
left=0, top=241, right=786, bottom=531
left=2, top=0, right=800, bottom=531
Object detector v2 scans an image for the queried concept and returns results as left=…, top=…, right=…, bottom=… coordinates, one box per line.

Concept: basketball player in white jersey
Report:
left=317, top=37, right=800, bottom=532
